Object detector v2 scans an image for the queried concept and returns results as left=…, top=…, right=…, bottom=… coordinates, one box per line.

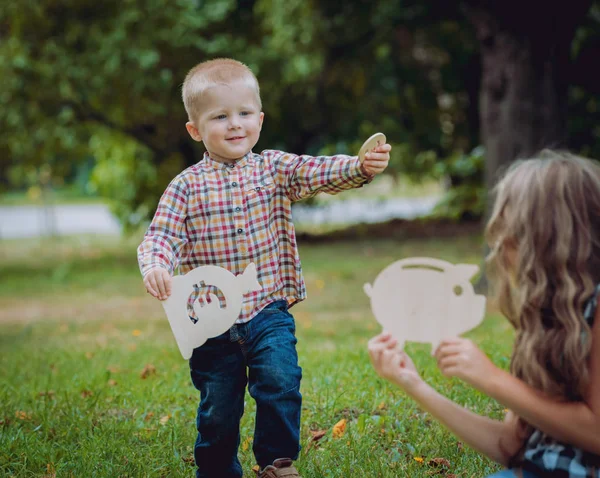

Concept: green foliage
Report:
left=431, top=146, right=486, bottom=220
left=1, top=0, right=599, bottom=223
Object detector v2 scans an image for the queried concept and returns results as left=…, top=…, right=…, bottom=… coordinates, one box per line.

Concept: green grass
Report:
left=0, top=234, right=509, bottom=477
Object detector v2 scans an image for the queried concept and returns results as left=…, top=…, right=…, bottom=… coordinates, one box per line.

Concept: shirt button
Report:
left=237, top=228, right=243, bottom=234
left=235, top=207, right=241, bottom=212
left=227, top=163, right=235, bottom=168
left=256, top=187, right=261, bottom=192
left=231, top=182, right=238, bottom=187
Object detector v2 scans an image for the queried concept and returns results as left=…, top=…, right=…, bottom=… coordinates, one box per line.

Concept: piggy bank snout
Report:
left=458, top=293, right=486, bottom=331
left=473, top=294, right=486, bottom=317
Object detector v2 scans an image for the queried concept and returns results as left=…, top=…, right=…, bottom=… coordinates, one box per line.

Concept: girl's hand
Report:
left=368, top=333, right=423, bottom=392
left=498, top=410, right=528, bottom=461
left=434, top=337, right=499, bottom=390
left=361, top=143, right=391, bottom=176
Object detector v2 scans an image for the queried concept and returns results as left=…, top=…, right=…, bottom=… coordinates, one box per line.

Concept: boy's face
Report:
left=186, top=81, right=264, bottom=163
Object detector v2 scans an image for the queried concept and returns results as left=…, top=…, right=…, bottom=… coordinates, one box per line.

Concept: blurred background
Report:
left=1, top=0, right=599, bottom=239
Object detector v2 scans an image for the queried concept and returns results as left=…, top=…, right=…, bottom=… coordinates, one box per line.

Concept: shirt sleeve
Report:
left=264, top=150, right=372, bottom=202
left=137, top=174, right=190, bottom=277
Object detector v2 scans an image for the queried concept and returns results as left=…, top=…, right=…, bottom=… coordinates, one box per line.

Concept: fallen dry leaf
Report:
left=15, top=411, right=31, bottom=420
left=413, top=456, right=424, bottom=463
left=38, top=391, right=55, bottom=398
left=332, top=418, right=346, bottom=439
left=140, top=364, right=156, bottom=379
left=108, top=379, right=117, bottom=386
left=132, top=329, right=142, bottom=337
left=81, top=390, right=93, bottom=399
left=241, top=436, right=252, bottom=451
left=305, top=429, right=328, bottom=452
left=144, top=412, right=154, bottom=421
left=428, top=457, right=451, bottom=469
left=159, top=415, right=170, bottom=425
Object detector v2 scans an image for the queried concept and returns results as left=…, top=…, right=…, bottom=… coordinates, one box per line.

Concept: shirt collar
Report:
left=202, top=151, right=254, bottom=171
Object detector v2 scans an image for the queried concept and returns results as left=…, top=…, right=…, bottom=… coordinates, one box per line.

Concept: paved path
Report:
left=0, top=197, right=439, bottom=239
left=0, top=204, right=121, bottom=239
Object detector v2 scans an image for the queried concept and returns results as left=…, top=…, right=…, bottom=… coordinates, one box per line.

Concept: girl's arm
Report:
left=407, top=381, right=523, bottom=465
left=368, top=334, right=523, bottom=465
left=436, top=310, right=600, bottom=454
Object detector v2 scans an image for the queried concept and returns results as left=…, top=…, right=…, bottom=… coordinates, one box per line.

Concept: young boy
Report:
left=138, top=58, right=391, bottom=478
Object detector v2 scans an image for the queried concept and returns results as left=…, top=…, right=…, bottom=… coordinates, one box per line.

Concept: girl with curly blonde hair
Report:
left=369, top=151, right=600, bottom=477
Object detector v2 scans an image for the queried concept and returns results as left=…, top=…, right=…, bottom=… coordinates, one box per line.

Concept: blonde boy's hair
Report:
left=182, top=58, right=262, bottom=123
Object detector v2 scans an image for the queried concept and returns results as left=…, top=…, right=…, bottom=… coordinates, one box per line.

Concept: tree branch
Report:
left=62, top=100, right=166, bottom=157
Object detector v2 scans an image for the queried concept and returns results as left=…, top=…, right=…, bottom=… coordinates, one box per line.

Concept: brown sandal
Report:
left=255, top=458, right=300, bottom=478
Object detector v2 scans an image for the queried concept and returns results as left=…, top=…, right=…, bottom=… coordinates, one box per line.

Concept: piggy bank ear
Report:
left=453, top=264, right=479, bottom=281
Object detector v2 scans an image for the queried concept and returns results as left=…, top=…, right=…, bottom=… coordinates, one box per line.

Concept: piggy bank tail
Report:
left=363, top=283, right=373, bottom=298
left=238, top=263, right=262, bottom=294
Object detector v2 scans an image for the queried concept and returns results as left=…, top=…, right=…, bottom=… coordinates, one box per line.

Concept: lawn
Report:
left=0, top=233, right=511, bottom=477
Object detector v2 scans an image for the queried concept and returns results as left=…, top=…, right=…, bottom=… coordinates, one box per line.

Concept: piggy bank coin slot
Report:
left=402, top=265, right=445, bottom=273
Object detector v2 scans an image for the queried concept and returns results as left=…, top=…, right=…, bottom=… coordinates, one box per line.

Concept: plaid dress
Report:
left=519, top=284, right=600, bottom=477
left=138, top=149, right=370, bottom=323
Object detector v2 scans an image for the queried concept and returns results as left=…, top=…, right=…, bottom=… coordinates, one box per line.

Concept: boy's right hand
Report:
left=144, top=267, right=172, bottom=301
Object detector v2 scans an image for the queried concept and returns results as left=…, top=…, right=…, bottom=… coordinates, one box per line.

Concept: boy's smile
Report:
left=185, top=81, right=264, bottom=164
left=226, top=136, right=246, bottom=143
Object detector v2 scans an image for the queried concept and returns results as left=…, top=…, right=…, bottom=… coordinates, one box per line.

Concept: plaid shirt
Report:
left=520, top=284, right=600, bottom=477
left=138, top=149, right=370, bottom=323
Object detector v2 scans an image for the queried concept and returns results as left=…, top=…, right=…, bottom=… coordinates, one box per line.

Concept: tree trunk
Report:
left=463, top=0, right=592, bottom=292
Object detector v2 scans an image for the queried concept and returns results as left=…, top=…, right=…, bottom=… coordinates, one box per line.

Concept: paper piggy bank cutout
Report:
left=364, top=257, right=486, bottom=351
left=161, top=263, right=262, bottom=359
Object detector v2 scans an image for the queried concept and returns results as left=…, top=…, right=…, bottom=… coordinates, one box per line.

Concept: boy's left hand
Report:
left=361, top=143, right=391, bottom=177
left=434, top=337, right=498, bottom=390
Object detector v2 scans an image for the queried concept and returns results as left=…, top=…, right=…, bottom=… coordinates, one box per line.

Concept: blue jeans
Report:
left=189, top=300, right=302, bottom=478
left=487, top=470, right=541, bottom=477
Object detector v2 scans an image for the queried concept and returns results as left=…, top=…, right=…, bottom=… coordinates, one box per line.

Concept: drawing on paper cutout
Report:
left=186, top=281, right=227, bottom=322
left=364, top=257, right=486, bottom=352
left=162, top=263, right=262, bottom=359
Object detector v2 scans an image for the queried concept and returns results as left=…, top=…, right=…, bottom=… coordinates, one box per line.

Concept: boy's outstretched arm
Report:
left=368, top=333, right=523, bottom=466
left=138, top=174, right=190, bottom=300
left=266, top=143, right=391, bottom=202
